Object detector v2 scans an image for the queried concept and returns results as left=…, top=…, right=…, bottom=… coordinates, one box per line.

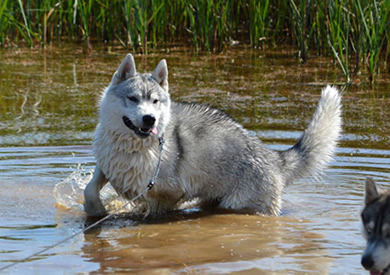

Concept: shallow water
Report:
left=0, top=44, right=389, bottom=274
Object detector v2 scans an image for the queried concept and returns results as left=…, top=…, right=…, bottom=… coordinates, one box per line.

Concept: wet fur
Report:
left=84, top=54, right=342, bottom=217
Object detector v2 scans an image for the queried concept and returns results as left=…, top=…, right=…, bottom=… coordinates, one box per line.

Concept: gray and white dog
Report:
left=84, top=54, right=342, bottom=217
left=361, top=178, right=390, bottom=274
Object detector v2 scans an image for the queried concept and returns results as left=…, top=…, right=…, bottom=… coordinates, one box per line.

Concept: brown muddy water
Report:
left=0, top=44, right=389, bottom=274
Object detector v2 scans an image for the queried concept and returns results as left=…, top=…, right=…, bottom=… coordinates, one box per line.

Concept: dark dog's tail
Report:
left=280, top=86, right=342, bottom=183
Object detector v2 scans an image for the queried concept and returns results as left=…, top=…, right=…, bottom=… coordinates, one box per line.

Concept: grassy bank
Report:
left=0, top=0, right=389, bottom=82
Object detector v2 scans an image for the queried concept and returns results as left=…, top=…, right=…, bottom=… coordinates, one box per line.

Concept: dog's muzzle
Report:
left=122, top=116, right=158, bottom=138
left=362, top=253, right=390, bottom=275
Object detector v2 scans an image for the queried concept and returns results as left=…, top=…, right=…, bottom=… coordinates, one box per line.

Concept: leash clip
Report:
left=147, top=180, right=155, bottom=190
left=158, top=136, right=165, bottom=148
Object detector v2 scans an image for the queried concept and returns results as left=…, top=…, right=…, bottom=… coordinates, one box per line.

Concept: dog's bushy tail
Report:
left=280, top=86, right=342, bottom=183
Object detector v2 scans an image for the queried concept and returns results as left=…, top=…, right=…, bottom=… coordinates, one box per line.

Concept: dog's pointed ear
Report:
left=365, top=177, right=380, bottom=205
left=112, top=54, right=136, bottom=85
left=152, top=59, right=168, bottom=92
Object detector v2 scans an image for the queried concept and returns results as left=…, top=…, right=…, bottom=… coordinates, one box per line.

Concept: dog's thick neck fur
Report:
left=93, top=126, right=160, bottom=195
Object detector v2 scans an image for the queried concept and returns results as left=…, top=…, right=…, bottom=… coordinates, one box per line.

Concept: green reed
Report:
left=327, top=0, right=351, bottom=83
left=0, top=0, right=9, bottom=46
left=288, top=0, right=314, bottom=63
left=357, top=0, right=390, bottom=81
left=248, top=0, right=270, bottom=49
left=1, top=0, right=389, bottom=82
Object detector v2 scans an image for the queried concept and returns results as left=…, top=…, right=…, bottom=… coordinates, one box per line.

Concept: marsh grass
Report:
left=1, top=0, right=389, bottom=82
left=248, top=0, right=270, bottom=49
left=327, top=0, right=351, bottom=83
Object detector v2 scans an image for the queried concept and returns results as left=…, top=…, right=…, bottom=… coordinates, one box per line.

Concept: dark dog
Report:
left=361, top=178, right=390, bottom=274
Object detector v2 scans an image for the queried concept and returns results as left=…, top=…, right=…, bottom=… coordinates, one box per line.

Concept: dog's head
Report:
left=99, top=54, right=171, bottom=139
left=361, top=178, right=390, bottom=274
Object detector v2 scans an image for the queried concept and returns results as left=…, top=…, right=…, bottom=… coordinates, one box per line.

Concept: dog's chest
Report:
left=93, top=131, right=159, bottom=195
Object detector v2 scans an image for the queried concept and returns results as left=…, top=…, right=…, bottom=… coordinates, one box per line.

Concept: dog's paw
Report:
left=83, top=200, right=107, bottom=217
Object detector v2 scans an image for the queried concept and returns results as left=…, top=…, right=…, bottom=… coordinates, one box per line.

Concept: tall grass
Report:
left=288, top=0, right=316, bottom=63
left=1, top=0, right=389, bottom=82
left=357, top=0, right=390, bottom=81
left=327, top=0, right=351, bottom=83
left=0, top=0, right=9, bottom=46
left=248, top=0, right=270, bottom=49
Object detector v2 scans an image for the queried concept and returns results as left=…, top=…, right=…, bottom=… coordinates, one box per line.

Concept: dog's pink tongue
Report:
left=151, top=128, right=158, bottom=135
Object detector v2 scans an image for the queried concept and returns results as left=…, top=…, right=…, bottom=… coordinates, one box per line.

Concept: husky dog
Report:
left=83, top=54, right=342, bottom=217
left=361, top=178, right=390, bottom=274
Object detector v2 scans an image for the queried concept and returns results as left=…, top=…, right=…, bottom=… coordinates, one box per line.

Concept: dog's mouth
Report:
left=369, top=265, right=390, bottom=275
left=122, top=116, right=158, bottom=138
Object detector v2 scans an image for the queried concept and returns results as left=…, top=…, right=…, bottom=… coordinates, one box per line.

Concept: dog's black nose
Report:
left=361, top=254, right=374, bottom=269
left=143, top=115, right=156, bottom=127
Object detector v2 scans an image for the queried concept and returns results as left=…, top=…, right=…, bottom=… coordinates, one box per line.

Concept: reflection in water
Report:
left=0, top=45, right=389, bottom=273
left=80, top=214, right=330, bottom=274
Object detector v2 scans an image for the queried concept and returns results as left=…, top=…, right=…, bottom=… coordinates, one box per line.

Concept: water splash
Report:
left=53, top=164, right=131, bottom=213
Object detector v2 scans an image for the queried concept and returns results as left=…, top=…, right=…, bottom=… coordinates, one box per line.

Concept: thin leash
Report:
left=0, top=136, right=165, bottom=272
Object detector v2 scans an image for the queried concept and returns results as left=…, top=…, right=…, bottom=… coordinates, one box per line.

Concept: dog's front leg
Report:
left=84, top=166, right=108, bottom=216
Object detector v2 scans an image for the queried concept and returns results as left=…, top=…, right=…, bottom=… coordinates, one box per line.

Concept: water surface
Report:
left=0, top=44, right=389, bottom=274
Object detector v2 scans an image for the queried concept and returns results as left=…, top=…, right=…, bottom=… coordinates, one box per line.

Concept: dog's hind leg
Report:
left=84, top=166, right=108, bottom=216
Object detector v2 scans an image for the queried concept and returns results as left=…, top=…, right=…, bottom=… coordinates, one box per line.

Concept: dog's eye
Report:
left=128, top=96, right=138, bottom=103
left=366, top=227, right=372, bottom=235
left=366, top=222, right=375, bottom=235
left=153, top=99, right=159, bottom=104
